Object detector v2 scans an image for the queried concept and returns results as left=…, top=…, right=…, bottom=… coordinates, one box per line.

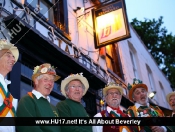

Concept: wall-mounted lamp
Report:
left=100, top=99, right=104, bottom=106
left=73, top=7, right=84, bottom=13
left=148, top=91, right=156, bottom=99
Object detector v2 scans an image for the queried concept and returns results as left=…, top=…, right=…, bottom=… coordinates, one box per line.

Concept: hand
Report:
left=151, top=126, right=164, bottom=132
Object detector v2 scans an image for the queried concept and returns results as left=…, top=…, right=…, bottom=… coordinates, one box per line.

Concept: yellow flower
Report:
left=33, top=66, right=40, bottom=74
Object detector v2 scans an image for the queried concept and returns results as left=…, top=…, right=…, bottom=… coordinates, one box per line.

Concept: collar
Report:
left=135, top=102, right=150, bottom=109
left=32, top=89, right=50, bottom=102
left=0, top=74, right=11, bottom=85
left=172, top=112, right=175, bottom=117
left=106, top=106, right=124, bottom=114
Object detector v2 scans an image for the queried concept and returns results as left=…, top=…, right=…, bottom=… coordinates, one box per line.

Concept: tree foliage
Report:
left=131, top=16, right=175, bottom=89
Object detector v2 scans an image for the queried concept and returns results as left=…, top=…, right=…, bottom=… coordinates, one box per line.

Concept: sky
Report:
left=125, top=0, right=175, bottom=35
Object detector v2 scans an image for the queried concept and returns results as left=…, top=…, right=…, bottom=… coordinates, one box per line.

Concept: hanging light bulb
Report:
left=100, top=99, right=104, bottom=106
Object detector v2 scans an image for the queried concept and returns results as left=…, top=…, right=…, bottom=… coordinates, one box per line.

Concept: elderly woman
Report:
left=56, top=73, right=92, bottom=132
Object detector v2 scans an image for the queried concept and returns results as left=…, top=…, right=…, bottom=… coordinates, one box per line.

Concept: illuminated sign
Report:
left=92, top=0, right=130, bottom=49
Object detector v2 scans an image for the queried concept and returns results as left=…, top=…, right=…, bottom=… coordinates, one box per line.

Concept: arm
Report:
left=56, top=101, right=92, bottom=132
left=16, top=95, right=43, bottom=132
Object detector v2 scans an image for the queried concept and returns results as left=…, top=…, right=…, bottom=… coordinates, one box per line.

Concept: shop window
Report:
left=26, top=0, right=67, bottom=33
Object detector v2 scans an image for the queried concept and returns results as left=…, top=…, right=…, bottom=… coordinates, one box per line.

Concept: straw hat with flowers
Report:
left=0, top=39, right=19, bottom=62
left=166, top=91, right=175, bottom=103
left=61, top=73, right=89, bottom=97
left=32, top=63, right=60, bottom=81
left=103, top=82, right=123, bottom=96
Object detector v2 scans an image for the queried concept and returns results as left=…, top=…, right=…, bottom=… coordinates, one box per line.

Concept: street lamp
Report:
left=149, top=91, right=156, bottom=99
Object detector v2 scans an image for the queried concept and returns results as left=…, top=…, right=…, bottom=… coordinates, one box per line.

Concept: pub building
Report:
left=0, top=0, right=172, bottom=116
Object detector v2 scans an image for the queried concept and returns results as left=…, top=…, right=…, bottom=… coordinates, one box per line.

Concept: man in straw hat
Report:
left=166, top=91, right=175, bottom=117
left=56, top=73, right=92, bottom=132
left=17, top=63, right=61, bottom=132
left=0, top=39, right=19, bottom=132
left=93, top=82, right=138, bottom=132
left=126, top=78, right=172, bottom=132
left=166, top=91, right=175, bottom=132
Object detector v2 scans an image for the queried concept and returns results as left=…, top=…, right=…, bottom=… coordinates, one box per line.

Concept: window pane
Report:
left=50, top=96, right=60, bottom=106
left=40, top=0, right=49, bottom=18
left=26, top=0, right=37, bottom=8
left=20, top=81, right=33, bottom=97
left=106, top=56, right=113, bottom=70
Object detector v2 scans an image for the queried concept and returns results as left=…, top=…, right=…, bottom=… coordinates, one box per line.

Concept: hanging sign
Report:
left=92, top=0, right=130, bottom=49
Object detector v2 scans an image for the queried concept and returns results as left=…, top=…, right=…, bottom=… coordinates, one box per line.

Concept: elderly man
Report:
left=93, top=82, right=137, bottom=132
left=0, top=39, right=19, bottom=132
left=166, top=92, right=175, bottom=132
left=17, top=63, right=61, bottom=132
left=56, top=73, right=92, bottom=132
left=127, top=78, right=172, bottom=132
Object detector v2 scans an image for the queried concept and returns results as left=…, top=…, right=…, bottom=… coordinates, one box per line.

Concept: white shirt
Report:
left=0, top=74, right=18, bottom=132
left=92, top=106, right=128, bottom=132
left=32, top=89, right=50, bottom=102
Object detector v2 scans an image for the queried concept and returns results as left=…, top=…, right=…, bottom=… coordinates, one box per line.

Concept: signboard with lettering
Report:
left=92, top=0, right=130, bottom=49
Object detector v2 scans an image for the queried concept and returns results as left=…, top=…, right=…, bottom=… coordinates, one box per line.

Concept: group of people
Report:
left=0, top=39, right=175, bottom=132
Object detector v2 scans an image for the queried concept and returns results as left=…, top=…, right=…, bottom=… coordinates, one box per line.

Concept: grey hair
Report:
left=36, top=75, right=43, bottom=80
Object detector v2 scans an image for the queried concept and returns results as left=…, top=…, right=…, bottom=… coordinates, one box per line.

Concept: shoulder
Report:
left=18, top=94, right=36, bottom=107
left=56, top=100, right=68, bottom=108
left=127, top=106, right=135, bottom=111
left=94, top=112, right=102, bottom=117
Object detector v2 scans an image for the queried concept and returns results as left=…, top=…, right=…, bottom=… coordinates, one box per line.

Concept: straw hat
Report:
left=127, top=78, right=148, bottom=101
left=32, top=63, right=60, bottom=81
left=0, top=39, right=19, bottom=62
left=166, top=91, right=175, bottom=103
left=61, top=73, right=89, bottom=97
left=103, top=82, right=123, bottom=96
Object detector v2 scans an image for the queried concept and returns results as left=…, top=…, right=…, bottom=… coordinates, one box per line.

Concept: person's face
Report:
left=169, top=95, right=175, bottom=112
left=105, top=88, right=122, bottom=108
left=34, top=74, right=55, bottom=97
left=66, top=80, right=84, bottom=102
left=0, top=50, right=15, bottom=76
left=133, top=87, right=148, bottom=105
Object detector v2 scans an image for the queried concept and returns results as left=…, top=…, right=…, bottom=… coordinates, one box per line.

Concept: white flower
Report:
left=33, top=66, right=40, bottom=74
left=41, top=67, right=48, bottom=73
left=135, top=80, right=139, bottom=84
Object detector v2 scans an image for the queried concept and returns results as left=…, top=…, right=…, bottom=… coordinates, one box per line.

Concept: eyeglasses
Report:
left=106, top=92, right=121, bottom=96
left=68, top=85, right=82, bottom=89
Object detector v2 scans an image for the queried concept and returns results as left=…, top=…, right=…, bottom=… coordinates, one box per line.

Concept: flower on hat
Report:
left=33, top=66, right=40, bottom=74
left=41, top=67, right=48, bottom=73
left=64, top=72, right=83, bottom=80
left=127, top=78, right=143, bottom=90
left=105, top=82, right=122, bottom=87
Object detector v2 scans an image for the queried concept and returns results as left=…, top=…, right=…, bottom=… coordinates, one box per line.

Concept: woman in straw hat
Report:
left=17, top=63, right=61, bottom=132
left=56, top=73, right=92, bottom=132
left=0, top=39, right=19, bottom=132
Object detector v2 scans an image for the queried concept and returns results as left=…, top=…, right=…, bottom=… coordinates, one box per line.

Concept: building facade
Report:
left=0, top=0, right=173, bottom=116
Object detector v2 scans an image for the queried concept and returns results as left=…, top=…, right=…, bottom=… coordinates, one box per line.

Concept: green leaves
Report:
left=131, top=17, right=175, bottom=89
